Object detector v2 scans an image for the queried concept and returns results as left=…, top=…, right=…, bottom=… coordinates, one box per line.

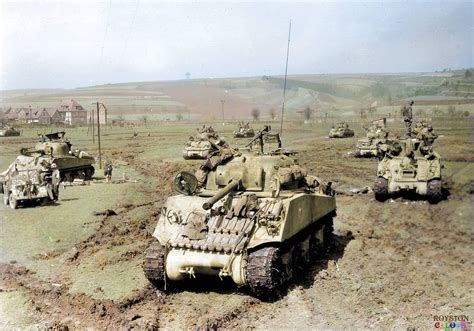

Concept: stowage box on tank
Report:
left=144, top=149, right=336, bottom=298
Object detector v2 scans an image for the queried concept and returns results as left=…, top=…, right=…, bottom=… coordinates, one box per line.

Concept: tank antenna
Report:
left=279, top=20, right=291, bottom=138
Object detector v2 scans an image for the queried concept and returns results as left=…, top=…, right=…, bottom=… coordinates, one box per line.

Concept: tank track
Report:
left=143, top=239, right=167, bottom=289
left=246, top=214, right=334, bottom=299
left=374, top=177, right=389, bottom=201
left=427, top=179, right=442, bottom=203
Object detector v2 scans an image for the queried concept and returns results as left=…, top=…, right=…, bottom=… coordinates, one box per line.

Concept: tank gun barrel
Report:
left=202, top=178, right=241, bottom=210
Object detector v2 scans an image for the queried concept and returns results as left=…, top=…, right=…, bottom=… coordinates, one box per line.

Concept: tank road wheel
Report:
left=427, top=179, right=442, bottom=203
left=354, top=148, right=361, bottom=157
left=9, top=194, right=18, bottom=210
left=143, top=239, right=167, bottom=290
left=246, top=246, right=287, bottom=299
left=374, top=177, right=389, bottom=202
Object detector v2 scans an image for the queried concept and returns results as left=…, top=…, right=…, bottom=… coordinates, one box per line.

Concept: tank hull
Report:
left=150, top=192, right=336, bottom=287
left=375, top=155, right=442, bottom=201
left=0, top=129, right=21, bottom=137
left=329, top=129, right=354, bottom=138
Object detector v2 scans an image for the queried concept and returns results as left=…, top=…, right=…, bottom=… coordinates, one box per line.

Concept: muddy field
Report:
left=0, top=118, right=473, bottom=329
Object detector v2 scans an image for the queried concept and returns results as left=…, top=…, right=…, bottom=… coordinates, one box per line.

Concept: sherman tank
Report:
left=144, top=143, right=336, bottom=298
left=1, top=155, right=58, bottom=209
left=233, top=122, right=255, bottom=138
left=329, top=122, right=354, bottom=138
left=21, top=131, right=95, bottom=181
left=355, top=119, right=389, bottom=158
left=374, top=136, right=442, bottom=202
left=0, top=126, right=21, bottom=137
left=183, top=126, right=220, bottom=160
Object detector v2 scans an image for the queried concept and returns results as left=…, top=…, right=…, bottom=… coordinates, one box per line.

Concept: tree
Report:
left=251, top=108, right=260, bottom=121
left=269, top=108, right=276, bottom=121
left=465, top=70, right=472, bottom=79
left=185, top=72, right=191, bottom=79
left=303, top=107, right=313, bottom=121
left=176, top=113, right=183, bottom=121
left=463, top=110, right=470, bottom=117
left=360, top=109, right=366, bottom=120
left=142, top=115, right=148, bottom=127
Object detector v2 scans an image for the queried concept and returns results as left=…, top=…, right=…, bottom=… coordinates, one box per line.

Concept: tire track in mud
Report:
left=1, top=149, right=187, bottom=328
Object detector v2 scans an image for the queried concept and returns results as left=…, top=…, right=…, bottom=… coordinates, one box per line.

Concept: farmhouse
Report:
left=3, top=99, right=88, bottom=125
left=56, top=99, right=88, bottom=125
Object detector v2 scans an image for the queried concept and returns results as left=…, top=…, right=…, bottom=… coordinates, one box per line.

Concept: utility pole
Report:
left=91, top=109, right=95, bottom=144
left=96, top=102, right=102, bottom=169
left=220, top=99, right=225, bottom=125
left=279, top=20, right=292, bottom=138
left=91, top=102, right=107, bottom=169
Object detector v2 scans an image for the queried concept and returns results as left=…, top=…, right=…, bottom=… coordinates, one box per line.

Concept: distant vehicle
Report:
left=144, top=134, right=336, bottom=298
left=374, top=136, right=442, bottom=202
left=0, top=126, right=21, bottom=137
left=20, top=131, right=95, bottom=181
left=233, top=122, right=255, bottom=138
left=329, top=122, right=354, bottom=138
left=1, top=155, right=58, bottom=209
left=355, top=119, right=389, bottom=157
left=183, top=125, right=220, bottom=159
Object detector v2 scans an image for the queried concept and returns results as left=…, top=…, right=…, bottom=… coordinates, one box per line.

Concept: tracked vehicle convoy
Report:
left=329, top=122, right=354, bottom=138
left=21, top=131, right=95, bottom=181
left=183, top=125, right=220, bottom=159
left=374, top=132, right=442, bottom=202
left=144, top=137, right=336, bottom=298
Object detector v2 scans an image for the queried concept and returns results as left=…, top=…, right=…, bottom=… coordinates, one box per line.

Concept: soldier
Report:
left=51, top=163, right=60, bottom=201
left=104, top=160, right=113, bottom=183
left=401, top=100, right=414, bottom=137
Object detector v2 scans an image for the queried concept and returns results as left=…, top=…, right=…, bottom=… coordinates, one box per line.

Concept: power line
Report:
left=99, top=0, right=113, bottom=65
left=119, top=0, right=140, bottom=64
left=279, top=20, right=291, bottom=138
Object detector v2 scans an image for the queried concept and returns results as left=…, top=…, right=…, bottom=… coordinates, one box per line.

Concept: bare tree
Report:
left=142, top=115, right=148, bottom=127
left=269, top=108, right=276, bottom=121
left=303, top=107, right=313, bottom=121
left=251, top=108, right=260, bottom=121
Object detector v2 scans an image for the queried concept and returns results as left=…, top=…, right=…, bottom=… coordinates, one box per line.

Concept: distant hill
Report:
left=1, top=69, right=473, bottom=121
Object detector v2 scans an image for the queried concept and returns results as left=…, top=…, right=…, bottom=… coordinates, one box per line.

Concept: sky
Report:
left=0, top=0, right=472, bottom=90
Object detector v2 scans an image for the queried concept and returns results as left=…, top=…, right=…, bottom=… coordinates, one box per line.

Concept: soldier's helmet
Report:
left=410, top=100, right=414, bottom=105
left=51, top=163, right=57, bottom=169
left=427, top=125, right=433, bottom=132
